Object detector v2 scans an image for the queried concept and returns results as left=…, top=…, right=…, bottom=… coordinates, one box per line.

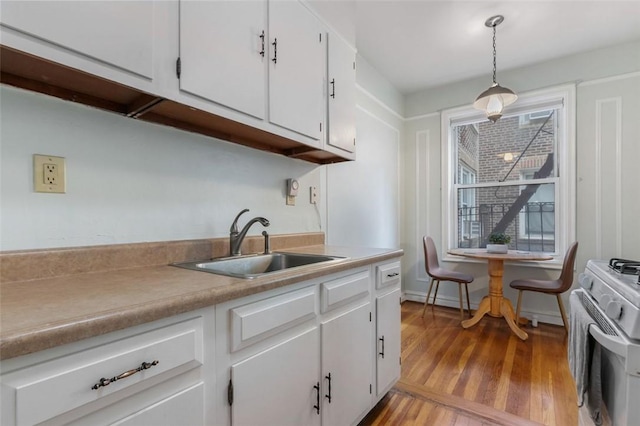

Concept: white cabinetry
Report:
left=179, top=0, right=266, bottom=120
left=231, top=328, right=320, bottom=426
left=321, top=302, right=371, bottom=425
left=326, top=31, right=357, bottom=156
left=268, top=0, right=324, bottom=141
left=375, top=261, right=402, bottom=396
left=215, top=263, right=400, bottom=426
left=0, top=1, right=163, bottom=93
left=0, top=308, right=213, bottom=426
left=178, top=0, right=324, bottom=142
left=215, top=284, right=320, bottom=426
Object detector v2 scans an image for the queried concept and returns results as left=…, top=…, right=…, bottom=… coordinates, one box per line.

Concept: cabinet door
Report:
left=321, top=302, right=372, bottom=425
left=327, top=32, right=356, bottom=153
left=179, top=0, right=266, bottom=120
left=268, top=1, right=324, bottom=142
left=231, top=328, right=321, bottom=426
left=376, top=288, right=401, bottom=396
left=0, top=1, right=154, bottom=80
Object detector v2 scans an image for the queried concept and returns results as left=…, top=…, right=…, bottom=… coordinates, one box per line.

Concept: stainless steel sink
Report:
left=172, top=252, right=346, bottom=279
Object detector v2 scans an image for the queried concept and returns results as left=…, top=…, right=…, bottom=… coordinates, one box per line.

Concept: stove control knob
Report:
left=605, top=300, right=623, bottom=320
left=578, top=273, right=593, bottom=290
left=599, top=294, right=611, bottom=309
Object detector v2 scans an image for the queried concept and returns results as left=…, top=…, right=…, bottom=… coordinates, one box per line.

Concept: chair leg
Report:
left=464, top=283, right=471, bottom=317
left=458, top=285, right=464, bottom=320
left=515, top=290, right=523, bottom=324
left=422, top=278, right=435, bottom=317
left=557, top=294, right=569, bottom=333
left=432, top=281, right=440, bottom=310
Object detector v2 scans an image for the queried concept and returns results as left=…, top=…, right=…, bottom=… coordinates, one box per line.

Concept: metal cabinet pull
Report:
left=325, top=372, right=332, bottom=403
left=272, top=38, right=278, bottom=63
left=387, top=272, right=399, bottom=278
left=91, top=360, right=159, bottom=390
left=379, top=336, right=385, bottom=358
left=313, top=382, right=320, bottom=414
left=259, top=30, right=265, bottom=57
left=330, top=78, right=335, bottom=98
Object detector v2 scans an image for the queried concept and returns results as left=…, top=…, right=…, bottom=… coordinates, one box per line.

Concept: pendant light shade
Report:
left=474, top=15, right=517, bottom=122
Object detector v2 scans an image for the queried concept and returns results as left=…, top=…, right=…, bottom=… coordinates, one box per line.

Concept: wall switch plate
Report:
left=310, top=186, right=318, bottom=204
left=34, top=154, right=66, bottom=193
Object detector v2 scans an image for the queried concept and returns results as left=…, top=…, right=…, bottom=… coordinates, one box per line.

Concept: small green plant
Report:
left=489, top=232, right=511, bottom=244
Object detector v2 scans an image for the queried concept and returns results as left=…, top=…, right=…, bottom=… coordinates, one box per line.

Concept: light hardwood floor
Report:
left=361, top=301, right=579, bottom=425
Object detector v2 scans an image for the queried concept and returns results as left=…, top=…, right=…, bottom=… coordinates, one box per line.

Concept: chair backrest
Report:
left=423, top=236, right=440, bottom=275
left=558, top=241, right=579, bottom=292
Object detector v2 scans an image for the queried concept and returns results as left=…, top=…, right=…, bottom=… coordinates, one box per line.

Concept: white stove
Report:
left=572, top=258, right=640, bottom=426
left=579, top=259, right=640, bottom=340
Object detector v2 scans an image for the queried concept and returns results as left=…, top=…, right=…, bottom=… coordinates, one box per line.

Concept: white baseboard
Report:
left=403, top=290, right=565, bottom=327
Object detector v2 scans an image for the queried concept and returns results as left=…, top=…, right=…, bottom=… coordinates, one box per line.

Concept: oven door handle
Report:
left=589, top=324, right=627, bottom=357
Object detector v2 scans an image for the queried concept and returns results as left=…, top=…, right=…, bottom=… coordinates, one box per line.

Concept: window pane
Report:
left=456, top=183, right=555, bottom=252
left=455, top=110, right=557, bottom=184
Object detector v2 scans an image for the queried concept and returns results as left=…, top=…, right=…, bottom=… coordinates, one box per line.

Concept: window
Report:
left=441, top=86, right=576, bottom=259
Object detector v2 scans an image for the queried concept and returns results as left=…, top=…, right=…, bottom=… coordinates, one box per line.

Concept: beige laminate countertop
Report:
left=0, top=245, right=402, bottom=360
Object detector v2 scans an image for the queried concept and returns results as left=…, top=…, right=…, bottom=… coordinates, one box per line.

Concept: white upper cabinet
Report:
left=326, top=31, right=357, bottom=154
left=0, top=1, right=157, bottom=89
left=268, top=0, right=324, bottom=141
left=179, top=1, right=267, bottom=120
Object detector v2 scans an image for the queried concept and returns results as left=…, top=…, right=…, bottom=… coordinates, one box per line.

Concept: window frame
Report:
left=441, top=85, right=576, bottom=266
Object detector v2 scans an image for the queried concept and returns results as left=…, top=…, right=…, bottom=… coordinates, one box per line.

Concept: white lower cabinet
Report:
left=231, top=328, right=320, bottom=426
left=376, top=288, right=401, bottom=396
left=375, top=262, right=402, bottom=397
left=321, top=302, right=372, bottom=426
left=217, top=263, right=401, bottom=426
left=0, top=308, right=214, bottom=426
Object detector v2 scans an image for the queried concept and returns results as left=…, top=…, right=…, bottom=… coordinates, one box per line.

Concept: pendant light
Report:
left=474, top=15, right=517, bottom=122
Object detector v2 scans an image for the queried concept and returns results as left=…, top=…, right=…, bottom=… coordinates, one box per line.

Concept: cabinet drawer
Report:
left=1, top=317, right=203, bottom=426
left=320, top=270, right=370, bottom=313
left=376, top=262, right=401, bottom=289
left=231, top=286, right=316, bottom=352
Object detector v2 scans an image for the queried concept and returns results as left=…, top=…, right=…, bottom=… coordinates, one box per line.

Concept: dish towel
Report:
left=568, top=291, right=602, bottom=425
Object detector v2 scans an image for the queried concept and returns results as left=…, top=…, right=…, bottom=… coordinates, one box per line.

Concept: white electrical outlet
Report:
left=34, top=154, right=66, bottom=193
left=310, top=186, right=318, bottom=204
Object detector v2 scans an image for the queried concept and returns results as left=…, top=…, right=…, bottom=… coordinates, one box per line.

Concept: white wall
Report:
left=401, top=42, right=640, bottom=324
left=326, top=106, right=400, bottom=248
left=325, top=56, right=404, bottom=249
left=0, top=86, right=324, bottom=250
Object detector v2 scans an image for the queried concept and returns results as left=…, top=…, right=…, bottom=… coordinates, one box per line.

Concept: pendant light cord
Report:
left=492, top=24, right=497, bottom=84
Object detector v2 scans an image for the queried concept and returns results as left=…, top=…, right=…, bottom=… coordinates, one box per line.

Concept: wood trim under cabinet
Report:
left=0, top=45, right=348, bottom=165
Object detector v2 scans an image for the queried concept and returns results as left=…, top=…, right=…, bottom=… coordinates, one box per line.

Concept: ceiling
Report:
left=353, top=1, right=640, bottom=94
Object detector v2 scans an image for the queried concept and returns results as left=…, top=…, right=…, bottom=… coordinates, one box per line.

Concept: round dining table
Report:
left=447, top=249, right=552, bottom=340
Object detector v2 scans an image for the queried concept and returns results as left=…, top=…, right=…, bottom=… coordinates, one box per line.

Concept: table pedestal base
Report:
left=461, top=296, right=528, bottom=340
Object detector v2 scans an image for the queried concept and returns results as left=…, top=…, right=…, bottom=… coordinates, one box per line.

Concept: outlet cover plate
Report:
left=34, top=154, right=66, bottom=193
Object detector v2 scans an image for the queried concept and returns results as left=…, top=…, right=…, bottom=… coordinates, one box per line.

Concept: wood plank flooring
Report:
left=360, top=301, right=578, bottom=426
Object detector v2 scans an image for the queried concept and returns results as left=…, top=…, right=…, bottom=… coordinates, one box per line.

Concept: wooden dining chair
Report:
left=423, top=236, right=474, bottom=320
left=509, top=242, right=579, bottom=333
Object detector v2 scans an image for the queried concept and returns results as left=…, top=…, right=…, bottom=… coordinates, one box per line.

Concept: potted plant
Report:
left=487, top=232, right=511, bottom=253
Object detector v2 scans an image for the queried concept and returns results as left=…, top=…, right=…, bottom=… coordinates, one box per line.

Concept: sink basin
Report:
left=172, top=252, right=346, bottom=279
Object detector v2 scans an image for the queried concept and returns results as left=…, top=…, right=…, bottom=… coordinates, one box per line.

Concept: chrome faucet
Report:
left=229, top=209, right=270, bottom=256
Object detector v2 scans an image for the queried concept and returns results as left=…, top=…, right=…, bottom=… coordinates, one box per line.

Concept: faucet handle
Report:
left=230, top=209, right=249, bottom=233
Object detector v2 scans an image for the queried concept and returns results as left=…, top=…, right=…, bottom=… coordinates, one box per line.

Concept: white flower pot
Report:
left=486, top=244, right=508, bottom=254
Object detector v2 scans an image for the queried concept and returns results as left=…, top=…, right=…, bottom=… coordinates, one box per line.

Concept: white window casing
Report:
left=441, top=84, right=576, bottom=267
